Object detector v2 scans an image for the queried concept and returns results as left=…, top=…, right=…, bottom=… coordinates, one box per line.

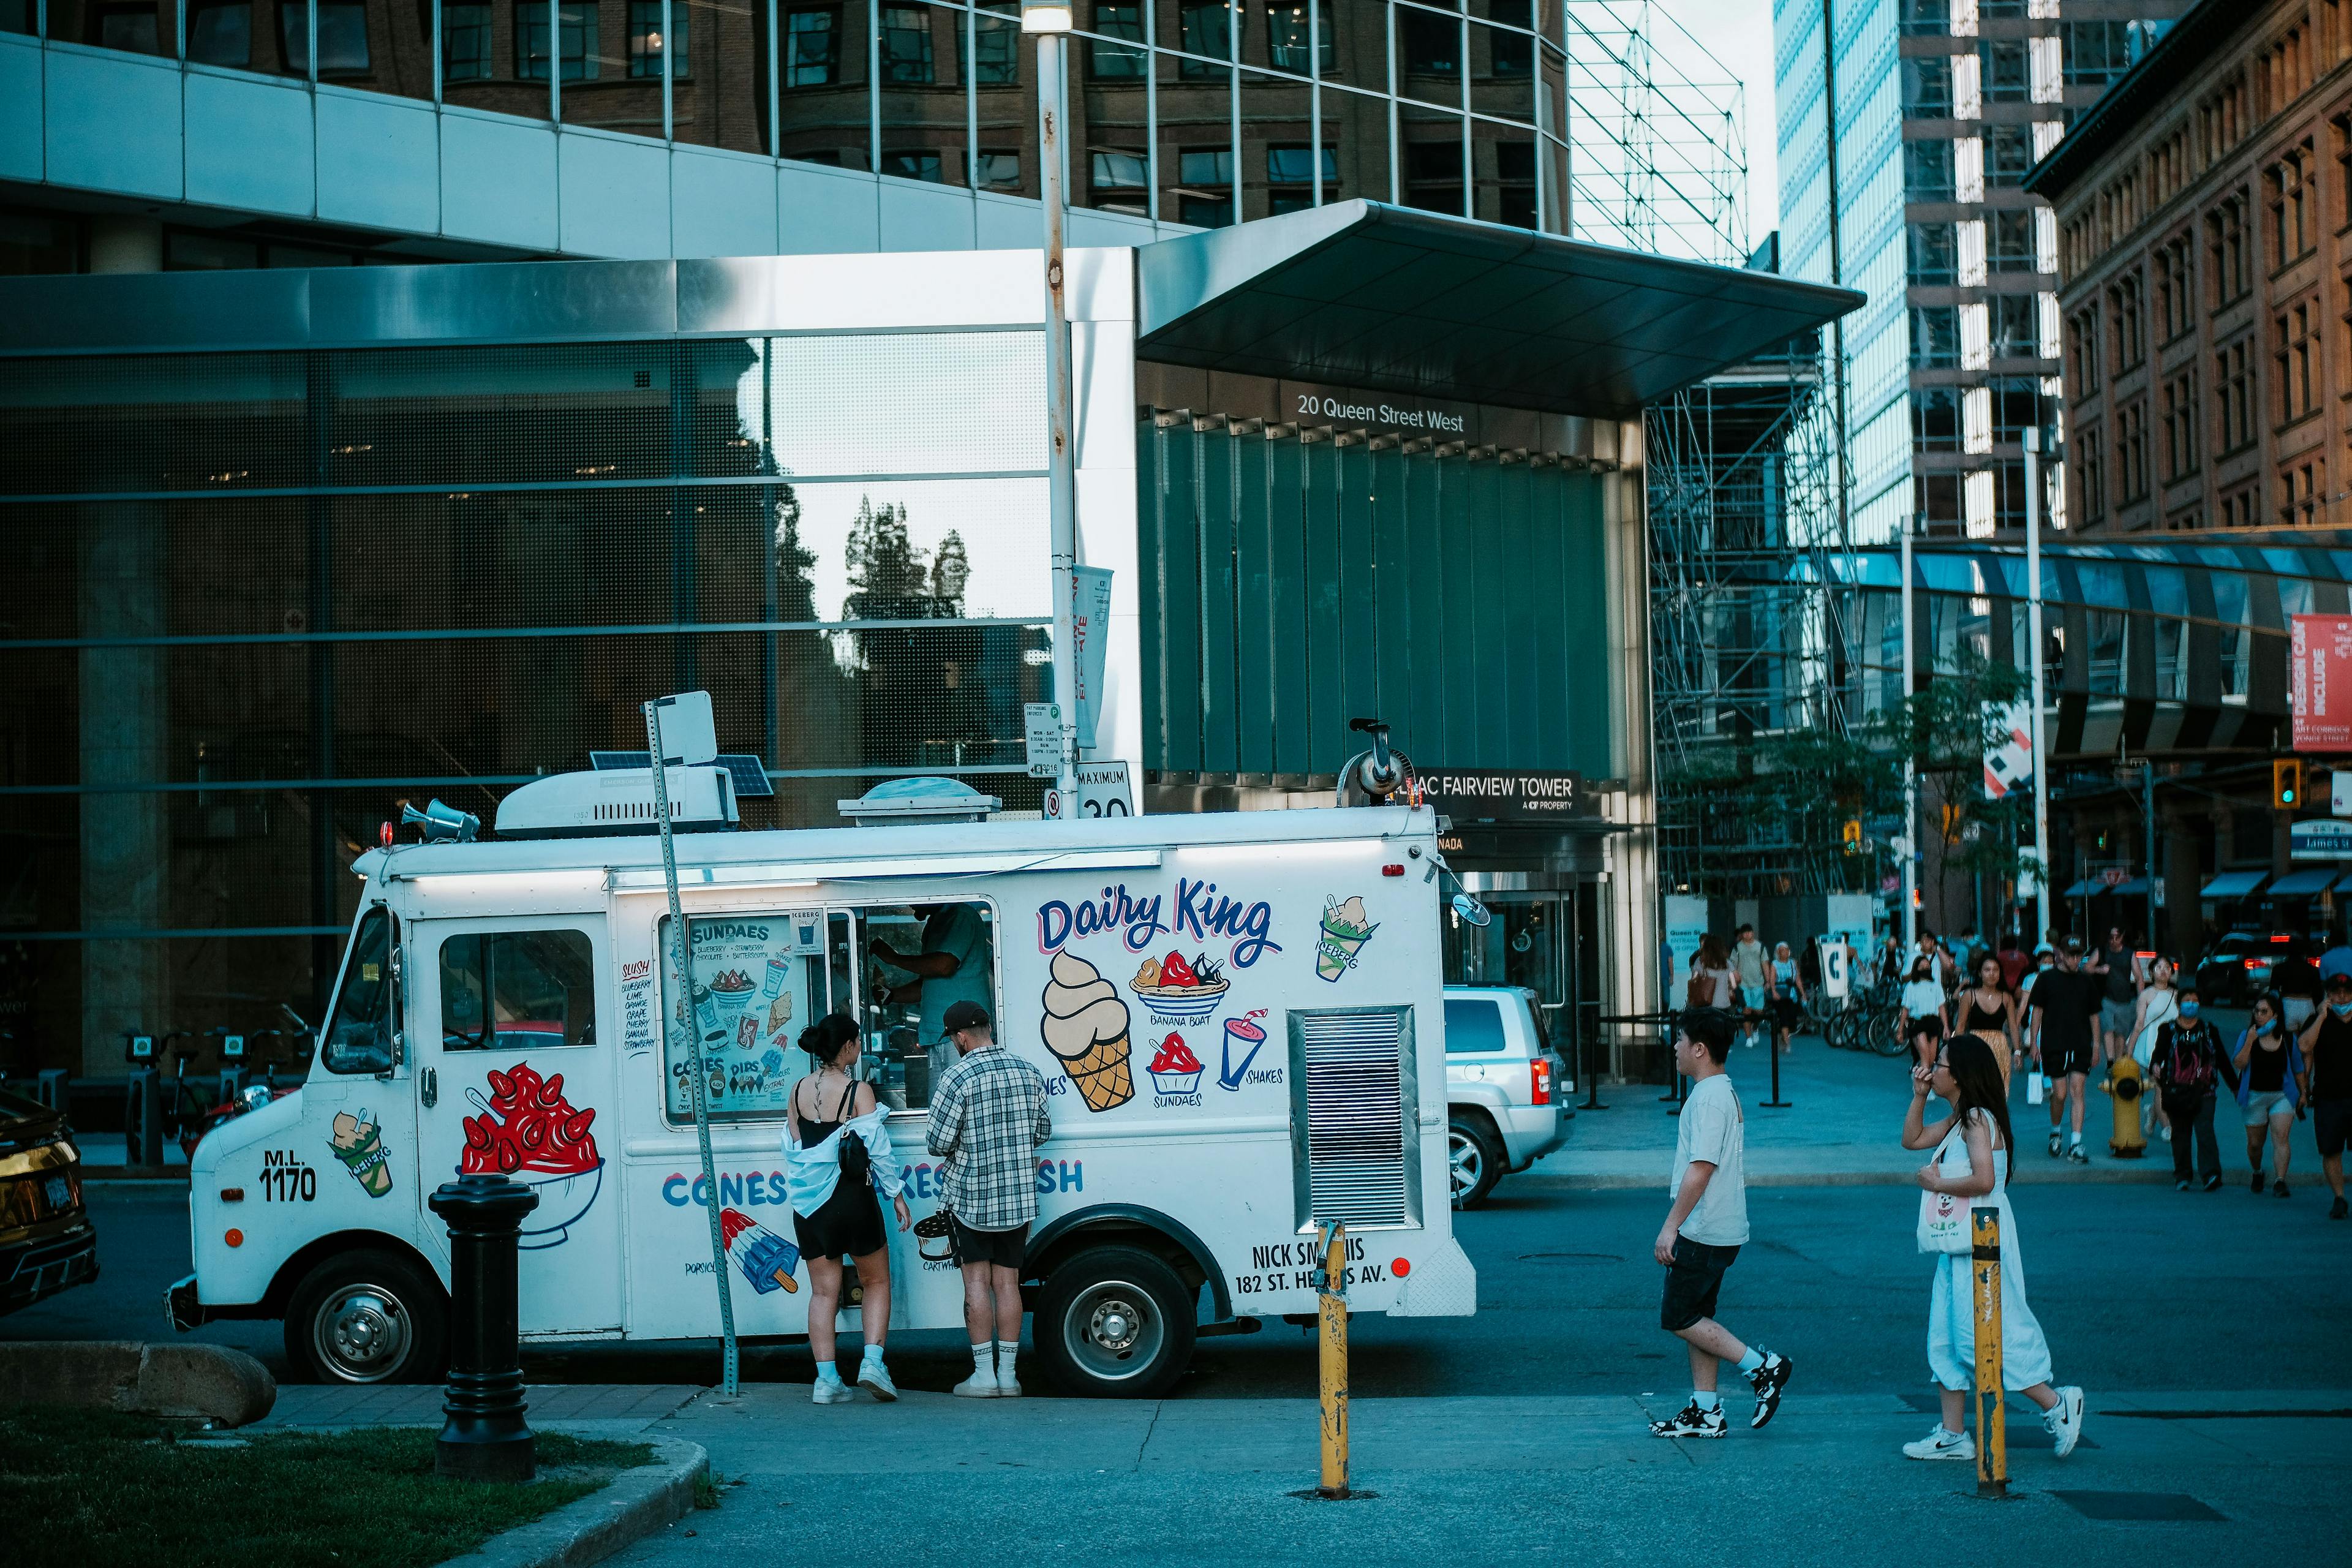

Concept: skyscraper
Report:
left=1773, top=0, right=2186, bottom=543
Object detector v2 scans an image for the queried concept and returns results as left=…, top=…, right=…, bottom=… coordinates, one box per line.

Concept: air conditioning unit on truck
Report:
left=168, top=760, right=1476, bottom=1395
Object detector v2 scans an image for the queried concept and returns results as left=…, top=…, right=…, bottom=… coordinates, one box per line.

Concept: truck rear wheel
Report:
left=1449, top=1112, right=1503, bottom=1208
left=1035, top=1245, right=1195, bottom=1398
left=285, top=1249, right=447, bottom=1385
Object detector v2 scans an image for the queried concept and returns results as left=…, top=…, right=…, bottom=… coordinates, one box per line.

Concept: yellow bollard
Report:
left=1971, top=1205, right=2006, bottom=1498
left=1317, top=1221, right=1349, bottom=1499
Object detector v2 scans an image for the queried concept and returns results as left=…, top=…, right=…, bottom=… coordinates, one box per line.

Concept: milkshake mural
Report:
left=1315, top=895, right=1379, bottom=981
left=329, top=1109, right=393, bottom=1197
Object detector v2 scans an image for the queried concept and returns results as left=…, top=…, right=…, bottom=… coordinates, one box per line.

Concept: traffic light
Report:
left=2274, top=757, right=2304, bottom=810
left=1842, top=819, right=1862, bottom=854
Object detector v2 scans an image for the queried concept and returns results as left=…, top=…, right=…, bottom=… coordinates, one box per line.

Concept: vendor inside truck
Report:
left=868, top=902, right=995, bottom=1104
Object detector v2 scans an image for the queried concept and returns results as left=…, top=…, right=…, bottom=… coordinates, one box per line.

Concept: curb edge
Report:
left=439, top=1436, right=707, bottom=1568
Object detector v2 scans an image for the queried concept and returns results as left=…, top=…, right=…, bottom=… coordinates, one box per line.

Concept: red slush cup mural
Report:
left=461, top=1062, right=605, bottom=1249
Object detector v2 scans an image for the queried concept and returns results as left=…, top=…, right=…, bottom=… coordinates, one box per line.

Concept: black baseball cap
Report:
left=940, top=1000, right=992, bottom=1036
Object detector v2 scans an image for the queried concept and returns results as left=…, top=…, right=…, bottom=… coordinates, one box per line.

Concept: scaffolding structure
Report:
left=1564, top=1, right=1748, bottom=265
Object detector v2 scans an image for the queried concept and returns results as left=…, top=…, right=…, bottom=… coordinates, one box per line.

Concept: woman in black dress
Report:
left=1957, top=954, right=2020, bottom=1084
left=786, top=1014, right=910, bottom=1404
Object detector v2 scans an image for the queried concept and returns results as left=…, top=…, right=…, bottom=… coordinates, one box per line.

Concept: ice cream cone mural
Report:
left=1041, top=951, right=1136, bottom=1111
left=720, top=1206, right=801, bottom=1294
left=329, top=1109, right=393, bottom=1197
left=1314, top=895, right=1379, bottom=981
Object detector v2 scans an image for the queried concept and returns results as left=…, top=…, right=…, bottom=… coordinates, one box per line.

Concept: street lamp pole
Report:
left=1901, top=510, right=1918, bottom=952
left=2024, top=430, right=2051, bottom=946
left=1028, top=0, right=1080, bottom=818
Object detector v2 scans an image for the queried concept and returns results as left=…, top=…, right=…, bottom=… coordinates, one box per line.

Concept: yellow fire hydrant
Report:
left=2107, top=1057, right=2147, bottom=1157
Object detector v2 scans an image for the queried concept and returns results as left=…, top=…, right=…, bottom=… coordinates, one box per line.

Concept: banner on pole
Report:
left=1071, top=565, right=1113, bottom=752
left=1983, top=698, right=2034, bottom=799
left=2291, top=614, right=2352, bottom=751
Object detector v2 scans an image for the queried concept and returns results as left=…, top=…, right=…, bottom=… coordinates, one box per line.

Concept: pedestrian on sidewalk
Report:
left=2233, top=994, right=2303, bottom=1199
left=1997, top=930, right=2032, bottom=992
left=1902, top=956, right=1950, bottom=1050
left=1768, top=941, right=1805, bottom=1055
left=1689, top=933, right=1735, bottom=1012
left=2294, top=952, right=2352, bottom=1219
left=2087, top=925, right=2142, bottom=1080
left=2274, top=940, right=2321, bottom=1036
left=2147, top=984, right=2225, bottom=1191
left=786, top=1014, right=913, bottom=1404
left=1899, top=1033, right=2085, bottom=1462
left=1647, top=1008, right=1792, bottom=1439
left=925, top=1000, right=1054, bottom=1396
left=2028, top=938, right=2101, bottom=1163
left=1731, top=924, right=1770, bottom=1050
left=2128, top=956, right=2182, bottom=1142
left=1957, top=953, right=2020, bottom=1084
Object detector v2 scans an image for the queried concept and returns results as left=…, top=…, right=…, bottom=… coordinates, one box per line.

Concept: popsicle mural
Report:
left=720, top=1207, right=802, bottom=1294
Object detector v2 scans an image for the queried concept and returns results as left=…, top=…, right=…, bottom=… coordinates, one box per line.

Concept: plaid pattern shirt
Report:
left=925, top=1044, right=1054, bottom=1231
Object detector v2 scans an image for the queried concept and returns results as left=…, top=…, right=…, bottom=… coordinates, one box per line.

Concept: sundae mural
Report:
left=1147, top=1033, right=1205, bottom=1104
left=461, top=1061, right=605, bottom=1249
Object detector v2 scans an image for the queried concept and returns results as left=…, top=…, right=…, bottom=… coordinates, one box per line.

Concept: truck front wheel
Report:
left=1035, top=1245, right=1196, bottom=1398
left=285, top=1250, right=447, bottom=1384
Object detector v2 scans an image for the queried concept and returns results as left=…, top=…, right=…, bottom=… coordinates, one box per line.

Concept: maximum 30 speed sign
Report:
left=1044, top=761, right=1135, bottom=820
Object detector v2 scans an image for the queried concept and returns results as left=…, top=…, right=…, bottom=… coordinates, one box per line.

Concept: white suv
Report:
left=1443, top=985, right=1570, bottom=1207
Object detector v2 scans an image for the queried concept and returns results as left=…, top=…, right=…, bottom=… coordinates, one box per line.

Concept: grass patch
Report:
left=0, top=1406, right=655, bottom=1568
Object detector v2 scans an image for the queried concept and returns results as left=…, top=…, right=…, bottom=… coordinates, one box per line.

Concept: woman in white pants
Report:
left=1900, top=1033, right=2087, bottom=1461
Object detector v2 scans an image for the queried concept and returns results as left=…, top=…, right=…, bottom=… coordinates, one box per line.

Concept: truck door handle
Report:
left=421, top=1066, right=437, bottom=1109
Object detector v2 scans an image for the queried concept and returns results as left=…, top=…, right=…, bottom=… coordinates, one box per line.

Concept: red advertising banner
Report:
left=2291, top=614, right=2352, bottom=751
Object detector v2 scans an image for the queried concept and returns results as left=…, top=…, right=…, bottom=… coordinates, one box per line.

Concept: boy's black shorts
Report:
left=1660, top=1237, right=1741, bottom=1332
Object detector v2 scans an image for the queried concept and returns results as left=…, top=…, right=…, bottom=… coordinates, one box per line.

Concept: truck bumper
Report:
left=166, top=1272, right=208, bottom=1332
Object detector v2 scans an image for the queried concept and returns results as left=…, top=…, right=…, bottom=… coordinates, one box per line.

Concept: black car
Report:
left=2195, top=931, right=2297, bottom=1006
left=0, top=1084, right=98, bottom=1316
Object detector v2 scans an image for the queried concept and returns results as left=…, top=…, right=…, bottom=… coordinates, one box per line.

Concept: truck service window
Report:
left=863, top=900, right=996, bottom=1111
left=322, top=905, right=399, bottom=1074
left=660, top=910, right=841, bottom=1123
left=1442, top=998, right=1507, bottom=1054
left=440, top=930, right=597, bottom=1051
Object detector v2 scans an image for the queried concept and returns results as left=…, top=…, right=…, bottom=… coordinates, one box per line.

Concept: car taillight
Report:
left=2245, top=959, right=2264, bottom=969
left=1531, top=1058, right=1552, bottom=1106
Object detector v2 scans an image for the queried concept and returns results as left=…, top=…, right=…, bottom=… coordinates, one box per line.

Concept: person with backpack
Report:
left=2147, top=983, right=2225, bottom=1191
left=786, top=1013, right=912, bottom=1403
left=1688, top=933, right=1735, bottom=1014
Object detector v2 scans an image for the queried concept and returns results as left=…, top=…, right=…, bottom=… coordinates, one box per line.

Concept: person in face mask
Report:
left=2147, top=984, right=2226, bottom=1191
left=2295, top=957, right=2352, bottom=1219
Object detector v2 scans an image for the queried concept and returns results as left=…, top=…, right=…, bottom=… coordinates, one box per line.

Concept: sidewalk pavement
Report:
left=1530, top=1016, right=2267, bottom=1188
left=251, top=1382, right=704, bottom=1438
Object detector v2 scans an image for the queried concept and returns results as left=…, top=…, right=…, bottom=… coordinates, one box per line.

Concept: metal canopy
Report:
left=1136, top=201, right=1865, bottom=419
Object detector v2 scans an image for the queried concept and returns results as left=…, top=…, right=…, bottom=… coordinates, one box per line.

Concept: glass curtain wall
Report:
left=0, top=331, right=1052, bottom=1077
left=9, top=0, right=1572, bottom=231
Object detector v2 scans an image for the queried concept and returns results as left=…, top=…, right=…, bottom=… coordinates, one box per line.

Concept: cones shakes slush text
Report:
left=1041, top=951, right=1136, bottom=1110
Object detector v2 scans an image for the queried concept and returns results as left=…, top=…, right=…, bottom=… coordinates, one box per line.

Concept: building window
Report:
left=1916, top=472, right=1963, bottom=527
left=2276, top=300, right=2319, bottom=424
left=2215, top=339, right=2255, bottom=453
left=628, top=0, right=687, bottom=76
left=443, top=1, right=492, bottom=78
left=2116, top=401, right=2147, bottom=505
left=1265, top=0, right=1332, bottom=73
left=1911, top=306, right=1960, bottom=368
left=1090, top=147, right=1147, bottom=210
left=879, top=6, right=933, bottom=83
left=1487, top=0, right=1531, bottom=77
left=785, top=7, right=837, bottom=85
left=1178, top=148, right=1233, bottom=226
left=282, top=0, right=369, bottom=74
left=2068, top=306, right=2101, bottom=393
left=880, top=150, right=944, bottom=183
left=1986, top=124, right=2034, bottom=187
left=186, top=0, right=251, bottom=63
left=1991, top=293, right=2040, bottom=360
left=976, top=149, right=1022, bottom=188
left=1401, top=7, right=1458, bottom=75
left=2060, top=19, right=2138, bottom=86
left=961, top=2, right=1019, bottom=85
left=1900, top=0, right=1947, bottom=37
left=1913, top=386, right=1962, bottom=451
left=1989, top=375, right=2044, bottom=446
left=1902, top=55, right=1952, bottom=119
left=2079, top=422, right=2106, bottom=519
left=2152, top=234, right=2193, bottom=342
left=2160, top=371, right=2199, bottom=481
left=1981, top=38, right=2028, bottom=102
left=1265, top=143, right=1338, bottom=214
left=1090, top=2, right=1144, bottom=77
left=519, top=0, right=597, bottom=78
left=2268, top=143, right=2316, bottom=266
left=1989, top=209, right=2035, bottom=271
left=2105, top=273, right=2144, bottom=373
left=1178, top=0, right=1229, bottom=75
left=2278, top=460, right=2321, bottom=527
left=1405, top=141, right=1464, bottom=214
left=1904, top=138, right=1955, bottom=200
left=2207, top=192, right=2250, bottom=307
left=1907, top=222, right=1956, bottom=283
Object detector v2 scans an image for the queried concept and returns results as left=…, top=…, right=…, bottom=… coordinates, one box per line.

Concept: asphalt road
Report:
left=19, top=1172, right=2351, bottom=1396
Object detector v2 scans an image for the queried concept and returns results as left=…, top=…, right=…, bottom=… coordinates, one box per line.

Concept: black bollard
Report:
left=429, top=1172, right=540, bottom=1482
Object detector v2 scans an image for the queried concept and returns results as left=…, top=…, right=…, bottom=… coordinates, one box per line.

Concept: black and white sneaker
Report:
left=1745, top=1351, right=1793, bottom=1430
left=2048, top=1130, right=2063, bottom=1158
left=2174, top=1178, right=2191, bottom=1191
left=2253, top=1169, right=2268, bottom=1194
left=2066, top=1144, right=2089, bottom=1164
left=2203, top=1174, right=2223, bottom=1192
left=1649, top=1401, right=1728, bottom=1439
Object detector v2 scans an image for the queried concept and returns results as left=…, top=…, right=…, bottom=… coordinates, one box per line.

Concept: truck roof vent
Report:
left=837, top=777, right=1001, bottom=826
left=495, top=766, right=739, bottom=840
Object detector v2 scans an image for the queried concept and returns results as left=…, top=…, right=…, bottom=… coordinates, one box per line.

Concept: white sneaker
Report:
left=1902, top=1425, right=1977, bottom=1461
left=2044, top=1386, right=2086, bottom=1457
left=953, top=1369, right=1000, bottom=1398
left=857, top=1355, right=899, bottom=1402
left=812, top=1378, right=853, bottom=1404
left=995, top=1369, right=1023, bottom=1398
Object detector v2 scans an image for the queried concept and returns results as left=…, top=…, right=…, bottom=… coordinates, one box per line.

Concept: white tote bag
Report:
left=2131, top=990, right=2178, bottom=1069
left=1915, top=1129, right=1973, bottom=1254
left=2026, top=1070, right=2046, bottom=1106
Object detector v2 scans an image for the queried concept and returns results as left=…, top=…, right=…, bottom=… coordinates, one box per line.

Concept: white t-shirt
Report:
left=1672, top=1073, right=1749, bottom=1246
left=1902, top=978, right=1947, bottom=1019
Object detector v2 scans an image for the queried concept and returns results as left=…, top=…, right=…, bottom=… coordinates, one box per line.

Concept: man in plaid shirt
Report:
left=926, top=1000, right=1052, bottom=1397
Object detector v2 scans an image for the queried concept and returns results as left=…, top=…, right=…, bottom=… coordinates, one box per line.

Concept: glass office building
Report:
left=1772, top=0, right=2184, bottom=543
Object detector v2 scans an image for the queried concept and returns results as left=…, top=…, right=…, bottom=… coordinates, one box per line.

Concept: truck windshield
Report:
left=322, top=905, right=398, bottom=1074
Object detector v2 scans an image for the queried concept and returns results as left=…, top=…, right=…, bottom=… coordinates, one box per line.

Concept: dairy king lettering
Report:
left=1036, top=884, right=1169, bottom=954
left=1172, top=880, right=1280, bottom=967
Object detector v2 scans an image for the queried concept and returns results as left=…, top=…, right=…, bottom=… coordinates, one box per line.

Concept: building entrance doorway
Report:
left=1443, top=885, right=1602, bottom=1082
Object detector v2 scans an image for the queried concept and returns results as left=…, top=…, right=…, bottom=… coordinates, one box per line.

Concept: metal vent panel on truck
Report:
left=1287, top=1006, right=1420, bottom=1232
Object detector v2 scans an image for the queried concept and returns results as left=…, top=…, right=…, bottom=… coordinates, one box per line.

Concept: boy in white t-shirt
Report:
left=1649, top=1008, right=1793, bottom=1438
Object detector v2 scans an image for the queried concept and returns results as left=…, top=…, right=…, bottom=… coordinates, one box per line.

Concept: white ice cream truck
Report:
left=169, top=762, right=1476, bottom=1395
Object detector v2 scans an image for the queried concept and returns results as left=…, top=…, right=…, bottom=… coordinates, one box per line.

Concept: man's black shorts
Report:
left=2315, top=1099, right=2352, bottom=1159
left=2043, top=1041, right=2094, bottom=1079
left=1660, top=1237, right=1741, bottom=1332
left=949, top=1216, right=1028, bottom=1269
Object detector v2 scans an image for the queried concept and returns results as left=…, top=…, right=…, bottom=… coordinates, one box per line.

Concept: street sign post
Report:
left=1042, top=760, right=1134, bottom=820
left=1023, top=702, right=1063, bottom=778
